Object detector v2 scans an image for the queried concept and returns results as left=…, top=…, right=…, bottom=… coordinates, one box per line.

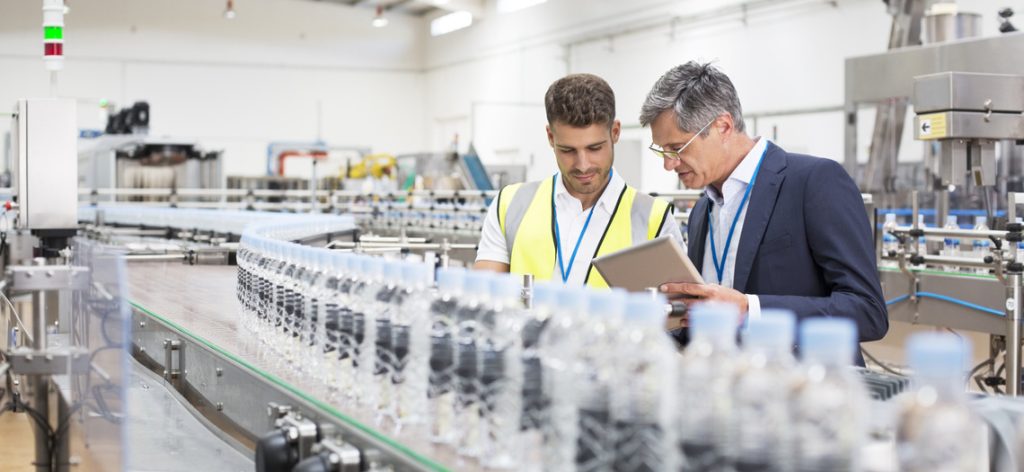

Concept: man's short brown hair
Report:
left=544, top=73, right=616, bottom=128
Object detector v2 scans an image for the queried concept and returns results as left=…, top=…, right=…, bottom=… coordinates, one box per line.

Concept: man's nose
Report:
left=662, top=156, right=677, bottom=172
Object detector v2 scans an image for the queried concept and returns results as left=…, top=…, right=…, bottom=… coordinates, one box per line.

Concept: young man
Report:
left=474, top=73, right=683, bottom=287
left=640, top=61, right=887, bottom=363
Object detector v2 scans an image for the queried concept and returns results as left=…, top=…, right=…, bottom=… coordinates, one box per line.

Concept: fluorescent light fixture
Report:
left=372, top=6, right=388, bottom=28
left=223, top=0, right=236, bottom=19
left=431, top=10, right=473, bottom=36
left=497, top=0, right=547, bottom=13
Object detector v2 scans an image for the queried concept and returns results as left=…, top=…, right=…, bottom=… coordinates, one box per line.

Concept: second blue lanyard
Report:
left=708, top=146, right=768, bottom=284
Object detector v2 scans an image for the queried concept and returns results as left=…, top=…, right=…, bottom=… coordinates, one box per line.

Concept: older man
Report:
left=640, top=61, right=887, bottom=362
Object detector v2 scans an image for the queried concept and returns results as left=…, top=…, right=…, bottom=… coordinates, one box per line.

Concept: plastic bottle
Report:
left=896, top=333, right=983, bottom=471
left=972, top=216, right=991, bottom=274
left=610, top=293, right=679, bottom=472
left=677, top=301, right=741, bottom=471
left=355, top=257, right=384, bottom=407
left=454, top=271, right=492, bottom=458
left=882, top=213, right=899, bottom=268
left=392, top=262, right=434, bottom=436
left=942, top=215, right=960, bottom=272
left=429, top=267, right=464, bottom=445
left=573, top=289, right=627, bottom=471
left=734, top=309, right=798, bottom=472
left=539, top=288, right=589, bottom=472
left=374, top=260, right=404, bottom=421
left=520, top=282, right=558, bottom=469
left=319, top=252, right=347, bottom=391
left=299, top=247, right=324, bottom=374
left=479, top=274, right=526, bottom=470
left=792, top=317, right=869, bottom=472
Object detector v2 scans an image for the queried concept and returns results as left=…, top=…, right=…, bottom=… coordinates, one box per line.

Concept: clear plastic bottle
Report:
left=972, top=215, right=991, bottom=274
left=390, top=261, right=434, bottom=437
left=520, top=282, right=558, bottom=469
left=734, top=309, right=798, bottom=472
left=610, top=293, right=679, bottom=472
left=942, top=214, right=961, bottom=272
left=374, top=260, right=404, bottom=421
left=881, top=213, right=899, bottom=268
left=319, top=252, right=347, bottom=391
left=573, top=289, right=627, bottom=472
left=896, top=333, right=983, bottom=471
left=454, top=271, right=492, bottom=458
left=298, top=247, right=324, bottom=374
left=479, top=274, right=525, bottom=470
left=429, top=267, right=464, bottom=445
left=677, top=301, right=741, bottom=472
left=792, top=317, right=869, bottom=472
left=355, top=256, right=384, bottom=408
left=539, top=287, right=589, bottom=471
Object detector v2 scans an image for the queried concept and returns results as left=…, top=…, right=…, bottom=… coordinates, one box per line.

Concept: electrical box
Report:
left=11, top=98, right=78, bottom=231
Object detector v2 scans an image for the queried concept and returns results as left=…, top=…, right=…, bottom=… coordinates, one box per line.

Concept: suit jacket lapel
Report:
left=688, top=197, right=710, bottom=274
left=733, top=144, right=787, bottom=293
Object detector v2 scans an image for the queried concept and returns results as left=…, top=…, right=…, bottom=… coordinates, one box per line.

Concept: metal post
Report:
left=1006, top=273, right=1022, bottom=395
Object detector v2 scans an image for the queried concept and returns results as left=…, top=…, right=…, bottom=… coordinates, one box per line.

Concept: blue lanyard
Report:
left=552, top=171, right=609, bottom=283
left=708, top=146, right=769, bottom=284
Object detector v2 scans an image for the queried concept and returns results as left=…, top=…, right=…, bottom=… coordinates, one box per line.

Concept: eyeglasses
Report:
left=648, top=118, right=716, bottom=161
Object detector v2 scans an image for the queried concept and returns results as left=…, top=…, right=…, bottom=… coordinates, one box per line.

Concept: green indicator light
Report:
left=43, top=26, right=63, bottom=40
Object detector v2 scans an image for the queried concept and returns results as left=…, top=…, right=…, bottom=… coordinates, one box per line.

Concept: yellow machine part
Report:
left=346, top=153, right=397, bottom=180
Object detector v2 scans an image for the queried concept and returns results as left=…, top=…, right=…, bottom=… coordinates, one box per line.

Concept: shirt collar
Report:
left=705, top=137, right=768, bottom=205
left=555, top=168, right=625, bottom=214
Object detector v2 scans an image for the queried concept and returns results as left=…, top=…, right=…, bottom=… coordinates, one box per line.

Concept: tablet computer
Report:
left=591, top=235, right=704, bottom=292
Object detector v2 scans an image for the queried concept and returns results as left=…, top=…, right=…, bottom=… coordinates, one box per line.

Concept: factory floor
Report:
left=0, top=412, right=36, bottom=472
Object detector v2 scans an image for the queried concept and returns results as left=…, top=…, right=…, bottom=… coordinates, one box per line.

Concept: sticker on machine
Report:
left=918, top=113, right=947, bottom=140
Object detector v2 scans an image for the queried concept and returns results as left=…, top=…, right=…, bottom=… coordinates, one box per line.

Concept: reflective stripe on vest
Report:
left=496, top=178, right=672, bottom=288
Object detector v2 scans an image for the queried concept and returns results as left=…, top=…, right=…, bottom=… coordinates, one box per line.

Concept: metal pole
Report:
left=1006, top=273, right=1022, bottom=396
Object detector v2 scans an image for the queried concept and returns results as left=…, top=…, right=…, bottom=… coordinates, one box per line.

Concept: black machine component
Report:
left=104, top=101, right=150, bottom=135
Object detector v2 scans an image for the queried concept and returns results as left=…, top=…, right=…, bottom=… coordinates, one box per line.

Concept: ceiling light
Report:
left=223, top=0, right=236, bottom=19
left=497, top=0, right=547, bottom=13
left=431, top=10, right=472, bottom=36
left=372, top=6, right=388, bottom=28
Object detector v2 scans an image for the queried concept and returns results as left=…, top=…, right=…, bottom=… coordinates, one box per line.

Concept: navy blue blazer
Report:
left=683, top=142, right=888, bottom=365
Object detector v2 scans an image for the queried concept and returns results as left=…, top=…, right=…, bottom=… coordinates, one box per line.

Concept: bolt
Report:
left=216, top=402, right=224, bottom=411
left=139, top=321, right=146, bottom=328
left=216, top=367, right=223, bottom=377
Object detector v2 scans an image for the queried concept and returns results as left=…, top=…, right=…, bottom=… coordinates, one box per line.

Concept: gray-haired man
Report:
left=642, top=61, right=887, bottom=363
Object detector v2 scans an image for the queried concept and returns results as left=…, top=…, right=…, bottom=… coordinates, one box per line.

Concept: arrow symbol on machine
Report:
left=921, top=122, right=931, bottom=133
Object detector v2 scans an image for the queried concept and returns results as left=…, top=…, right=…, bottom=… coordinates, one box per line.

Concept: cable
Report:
left=0, top=290, right=32, bottom=345
left=886, top=291, right=1004, bottom=317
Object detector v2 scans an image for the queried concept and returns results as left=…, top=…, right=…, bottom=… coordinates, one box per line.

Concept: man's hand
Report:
left=660, top=282, right=748, bottom=318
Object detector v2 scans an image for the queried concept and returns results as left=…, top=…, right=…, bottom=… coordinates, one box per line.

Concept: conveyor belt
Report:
left=126, top=262, right=465, bottom=471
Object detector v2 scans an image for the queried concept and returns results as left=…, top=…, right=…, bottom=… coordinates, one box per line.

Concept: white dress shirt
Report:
left=476, top=169, right=686, bottom=286
left=701, top=137, right=769, bottom=320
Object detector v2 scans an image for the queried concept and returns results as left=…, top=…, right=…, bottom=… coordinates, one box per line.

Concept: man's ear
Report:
left=546, top=124, right=555, bottom=148
left=611, top=119, right=621, bottom=144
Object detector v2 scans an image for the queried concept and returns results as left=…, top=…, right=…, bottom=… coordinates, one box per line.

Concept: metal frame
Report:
left=130, top=304, right=447, bottom=471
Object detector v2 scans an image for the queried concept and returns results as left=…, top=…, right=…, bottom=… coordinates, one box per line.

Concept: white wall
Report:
left=0, top=0, right=428, bottom=178
left=423, top=0, right=1015, bottom=190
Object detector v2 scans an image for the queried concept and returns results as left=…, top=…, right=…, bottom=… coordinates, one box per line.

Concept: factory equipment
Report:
left=79, top=103, right=223, bottom=203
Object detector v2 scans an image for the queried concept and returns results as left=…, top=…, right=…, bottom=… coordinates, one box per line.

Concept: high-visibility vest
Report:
left=497, top=175, right=673, bottom=288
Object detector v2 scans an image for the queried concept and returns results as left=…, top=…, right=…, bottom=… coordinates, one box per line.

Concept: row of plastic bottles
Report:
left=881, top=213, right=1012, bottom=274
left=235, top=233, right=983, bottom=471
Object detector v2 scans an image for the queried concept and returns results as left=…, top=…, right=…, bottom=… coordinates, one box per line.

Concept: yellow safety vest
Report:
left=497, top=176, right=673, bottom=288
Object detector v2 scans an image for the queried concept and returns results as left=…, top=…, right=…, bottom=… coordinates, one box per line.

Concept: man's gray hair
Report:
left=639, top=61, right=745, bottom=135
